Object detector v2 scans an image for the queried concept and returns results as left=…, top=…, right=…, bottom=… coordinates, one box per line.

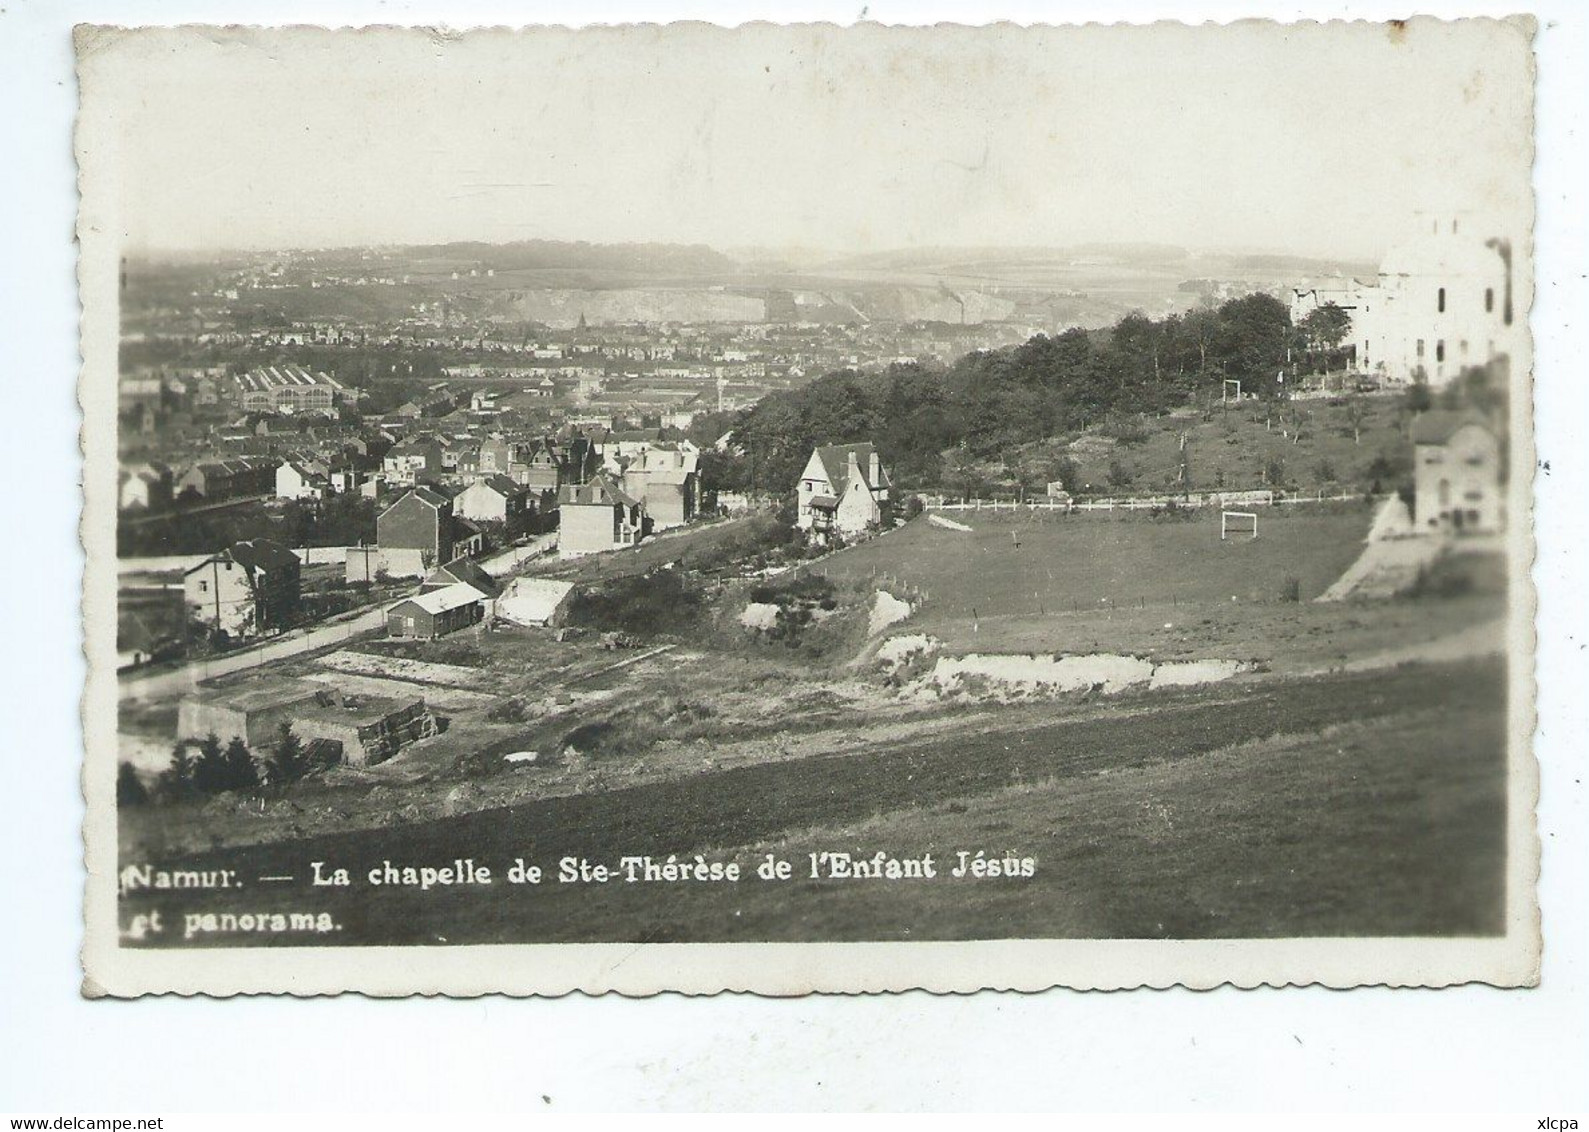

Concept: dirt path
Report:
left=1318, top=498, right=1444, bottom=602
left=1334, top=618, right=1506, bottom=673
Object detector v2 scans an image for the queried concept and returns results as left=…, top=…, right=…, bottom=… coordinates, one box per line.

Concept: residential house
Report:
left=275, top=458, right=331, bottom=500
left=477, top=437, right=515, bottom=478
left=450, top=516, right=486, bottom=559
left=455, top=474, right=530, bottom=525
left=327, top=466, right=364, bottom=494
left=513, top=435, right=596, bottom=495
left=621, top=443, right=699, bottom=530
left=183, top=537, right=302, bottom=638
left=557, top=474, right=649, bottom=559
left=377, top=486, right=454, bottom=568
left=600, top=428, right=665, bottom=467
left=795, top=442, right=892, bottom=539
left=175, top=457, right=274, bottom=501
left=1411, top=410, right=1504, bottom=533
left=382, top=439, right=443, bottom=485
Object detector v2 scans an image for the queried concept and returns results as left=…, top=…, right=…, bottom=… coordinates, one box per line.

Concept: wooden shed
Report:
left=386, top=582, right=484, bottom=640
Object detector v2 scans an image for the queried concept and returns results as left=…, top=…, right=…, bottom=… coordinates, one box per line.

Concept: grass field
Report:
left=1006, top=391, right=1411, bottom=496
left=119, top=658, right=1505, bottom=945
left=811, top=504, right=1375, bottom=621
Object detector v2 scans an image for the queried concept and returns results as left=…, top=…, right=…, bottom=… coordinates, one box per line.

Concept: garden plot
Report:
left=317, top=650, right=498, bottom=690
left=299, top=670, right=501, bottom=712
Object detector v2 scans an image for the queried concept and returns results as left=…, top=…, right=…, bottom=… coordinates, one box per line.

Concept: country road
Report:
left=118, top=605, right=389, bottom=701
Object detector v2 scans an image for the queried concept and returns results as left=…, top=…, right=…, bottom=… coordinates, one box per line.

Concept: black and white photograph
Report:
left=77, top=16, right=1539, bottom=996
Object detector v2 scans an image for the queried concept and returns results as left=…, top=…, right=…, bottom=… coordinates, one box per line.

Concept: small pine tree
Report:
left=222, top=736, right=258, bottom=791
left=191, top=733, right=225, bottom=794
left=269, top=723, right=310, bottom=786
left=116, top=762, right=150, bottom=807
left=158, top=742, right=198, bottom=802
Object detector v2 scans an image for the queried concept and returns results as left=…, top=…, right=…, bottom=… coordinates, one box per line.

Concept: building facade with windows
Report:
left=1411, top=411, right=1503, bottom=534
left=1349, top=217, right=1520, bottom=387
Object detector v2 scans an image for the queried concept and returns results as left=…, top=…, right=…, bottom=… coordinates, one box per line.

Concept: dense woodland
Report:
left=697, top=293, right=1351, bottom=494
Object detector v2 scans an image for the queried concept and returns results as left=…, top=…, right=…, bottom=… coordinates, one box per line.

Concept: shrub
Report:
left=268, top=723, right=312, bottom=786
left=190, top=733, right=227, bottom=794
left=567, top=568, right=704, bottom=637
left=156, top=743, right=200, bottom=803
left=1280, top=576, right=1301, bottom=602
left=748, top=572, right=835, bottom=607
left=116, top=762, right=150, bottom=806
left=221, top=736, right=259, bottom=790
left=487, top=697, right=529, bottom=724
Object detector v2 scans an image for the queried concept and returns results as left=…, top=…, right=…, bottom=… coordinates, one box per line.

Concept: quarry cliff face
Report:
left=498, top=284, right=1024, bottom=327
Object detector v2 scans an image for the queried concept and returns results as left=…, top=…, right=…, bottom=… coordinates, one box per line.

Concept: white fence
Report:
left=119, top=544, right=364, bottom=575
left=925, top=489, right=1363, bottom=514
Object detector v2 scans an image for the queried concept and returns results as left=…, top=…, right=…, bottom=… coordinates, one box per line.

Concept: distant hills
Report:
left=127, top=238, right=1379, bottom=332
left=408, top=240, right=739, bottom=276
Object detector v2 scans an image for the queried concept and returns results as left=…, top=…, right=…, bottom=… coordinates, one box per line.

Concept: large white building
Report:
left=1348, top=217, right=1520, bottom=387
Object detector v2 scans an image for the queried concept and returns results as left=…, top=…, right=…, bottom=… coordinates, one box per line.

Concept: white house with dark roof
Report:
left=796, top=442, right=891, bottom=539
left=1411, top=410, right=1504, bottom=533
left=621, top=442, right=700, bottom=530
left=454, top=473, right=530, bottom=524
left=275, top=458, right=331, bottom=500
left=557, top=474, right=649, bottom=558
left=183, top=538, right=302, bottom=638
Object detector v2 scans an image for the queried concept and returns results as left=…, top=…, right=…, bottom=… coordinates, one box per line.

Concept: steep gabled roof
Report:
left=377, top=485, right=451, bottom=521
left=427, top=557, right=500, bottom=598
left=229, top=537, right=300, bottom=573
left=811, top=442, right=890, bottom=495
left=477, top=473, right=523, bottom=497
left=558, top=473, right=639, bottom=509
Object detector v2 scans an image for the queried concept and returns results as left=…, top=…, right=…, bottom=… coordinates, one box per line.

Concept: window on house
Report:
left=198, top=580, right=208, bottom=593
left=1438, top=287, right=1446, bottom=313
left=1416, top=339, right=1425, bottom=358
left=1485, top=287, right=1495, bottom=313
left=1436, top=341, right=1446, bottom=363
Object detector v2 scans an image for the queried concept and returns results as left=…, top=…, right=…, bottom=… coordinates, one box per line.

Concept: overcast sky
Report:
left=80, top=18, right=1534, bottom=262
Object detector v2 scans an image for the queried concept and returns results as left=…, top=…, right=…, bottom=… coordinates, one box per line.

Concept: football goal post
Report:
left=1221, top=510, right=1258, bottom=540
left=1222, top=378, right=1242, bottom=403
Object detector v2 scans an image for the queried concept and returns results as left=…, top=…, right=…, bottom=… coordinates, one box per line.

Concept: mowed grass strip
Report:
left=813, top=505, right=1375, bottom=620
left=124, top=658, right=1504, bottom=946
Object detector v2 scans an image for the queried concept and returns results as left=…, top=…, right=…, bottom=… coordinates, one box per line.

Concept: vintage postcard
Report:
left=79, top=18, right=1539, bottom=996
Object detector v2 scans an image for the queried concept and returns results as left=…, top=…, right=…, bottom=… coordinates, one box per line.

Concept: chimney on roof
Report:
left=847, top=449, right=860, bottom=485
left=869, top=449, right=880, bottom=487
